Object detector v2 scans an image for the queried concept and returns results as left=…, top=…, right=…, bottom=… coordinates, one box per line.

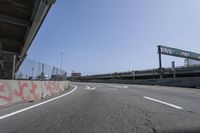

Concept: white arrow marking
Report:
left=85, top=86, right=96, bottom=90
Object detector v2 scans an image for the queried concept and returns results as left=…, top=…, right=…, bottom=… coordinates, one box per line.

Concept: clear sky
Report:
left=27, top=0, right=200, bottom=75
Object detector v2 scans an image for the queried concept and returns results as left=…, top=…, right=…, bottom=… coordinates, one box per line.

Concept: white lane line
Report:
left=109, top=85, right=128, bottom=88
left=143, top=96, right=183, bottom=110
left=0, top=86, right=78, bottom=120
left=123, top=85, right=128, bottom=88
left=85, top=86, right=96, bottom=90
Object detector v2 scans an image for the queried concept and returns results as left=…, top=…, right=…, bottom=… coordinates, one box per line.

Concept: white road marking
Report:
left=86, top=86, right=90, bottom=89
left=109, top=85, right=128, bottom=88
left=143, top=96, right=183, bottom=110
left=85, top=86, right=96, bottom=90
left=123, top=85, right=128, bottom=88
left=0, top=86, right=78, bottom=120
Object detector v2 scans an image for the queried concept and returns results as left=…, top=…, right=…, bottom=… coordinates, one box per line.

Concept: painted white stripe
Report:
left=110, top=85, right=123, bottom=88
left=144, top=96, right=183, bottom=110
left=85, top=86, right=96, bottom=90
left=123, top=85, right=128, bottom=88
left=0, top=86, right=77, bottom=120
left=109, top=85, right=128, bottom=88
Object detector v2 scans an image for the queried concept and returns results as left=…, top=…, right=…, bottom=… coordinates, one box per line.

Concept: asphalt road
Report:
left=0, top=82, right=200, bottom=133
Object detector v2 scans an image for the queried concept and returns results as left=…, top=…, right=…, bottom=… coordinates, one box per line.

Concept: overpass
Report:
left=0, top=0, right=56, bottom=79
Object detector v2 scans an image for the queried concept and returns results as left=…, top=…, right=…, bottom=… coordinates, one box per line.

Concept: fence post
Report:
left=42, top=63, right=44, bottom=80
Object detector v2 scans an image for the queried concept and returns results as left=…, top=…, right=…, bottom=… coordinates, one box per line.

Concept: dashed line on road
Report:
left=143, top=96, right=183, bottom=110
left=123, top=85, right=128, bottom=88
left=109, top=85, right=129, bottom=88
left=0, top=86, right=78, bottom=121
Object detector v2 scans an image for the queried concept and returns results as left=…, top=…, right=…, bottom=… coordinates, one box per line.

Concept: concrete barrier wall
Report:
left=0, top=80, right=69, bottom=108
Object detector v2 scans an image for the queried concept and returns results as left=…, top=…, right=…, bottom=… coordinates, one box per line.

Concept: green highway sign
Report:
left=158, top=45, right=200, bottom=61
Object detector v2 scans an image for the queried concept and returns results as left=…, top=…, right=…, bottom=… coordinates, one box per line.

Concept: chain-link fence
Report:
left=16, top=58, right=67, bottom=80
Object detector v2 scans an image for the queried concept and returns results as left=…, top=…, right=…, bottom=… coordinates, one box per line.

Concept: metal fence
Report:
left=16, top=58, right=67, bottom=80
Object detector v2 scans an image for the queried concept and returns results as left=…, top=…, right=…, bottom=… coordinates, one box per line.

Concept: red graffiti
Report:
left=45, top=81, right=60, bottom=95
left=15, top=81, right=39, bottom=102
left=0, top=82, right=12, bottom=108
left=0, top=80, right=64, bottom=109
left=29, top=81, right=40, bottom=100
left=15, top=81, right=30, bottom=101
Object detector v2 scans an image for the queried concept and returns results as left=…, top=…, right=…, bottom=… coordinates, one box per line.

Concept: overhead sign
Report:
left=158, top=45, right=200, bottom=61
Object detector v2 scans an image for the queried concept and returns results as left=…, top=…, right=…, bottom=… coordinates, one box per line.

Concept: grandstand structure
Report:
left=80, top=65, right=200, bottom=81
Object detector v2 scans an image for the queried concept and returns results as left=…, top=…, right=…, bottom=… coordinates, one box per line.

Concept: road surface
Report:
left=0, top=82, right=200, bottom=133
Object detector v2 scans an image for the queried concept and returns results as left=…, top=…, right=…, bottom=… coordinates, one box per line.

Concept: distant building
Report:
left=71, top=71, right=81, bottom=78
left=184, top=59, right=200, bottom=67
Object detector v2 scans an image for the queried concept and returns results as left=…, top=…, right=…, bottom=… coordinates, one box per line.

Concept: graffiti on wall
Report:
left=15, top=81, right=40, bottom=102
left=44, top=81, right=62, bottom=95
left=0, top=80, right=67, bottom=108
left=0, top=82, right=12, bottom=108
left=0, top=81, right=41, bottom=108
left=0, top=81, right=40, bottom=108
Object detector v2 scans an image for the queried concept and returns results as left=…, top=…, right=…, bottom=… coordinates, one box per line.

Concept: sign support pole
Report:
left=158, top=46, right=163, bottom=79
left=172, top=61, right=176, bottom=78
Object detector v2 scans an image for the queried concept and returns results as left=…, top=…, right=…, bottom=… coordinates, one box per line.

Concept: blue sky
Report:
left=27, top=0, right=200, bottom=75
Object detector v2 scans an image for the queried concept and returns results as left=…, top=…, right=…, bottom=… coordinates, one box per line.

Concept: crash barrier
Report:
left=81, top=77, right=200, bottom=88
left=0, top=80, right=69, bottom=108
